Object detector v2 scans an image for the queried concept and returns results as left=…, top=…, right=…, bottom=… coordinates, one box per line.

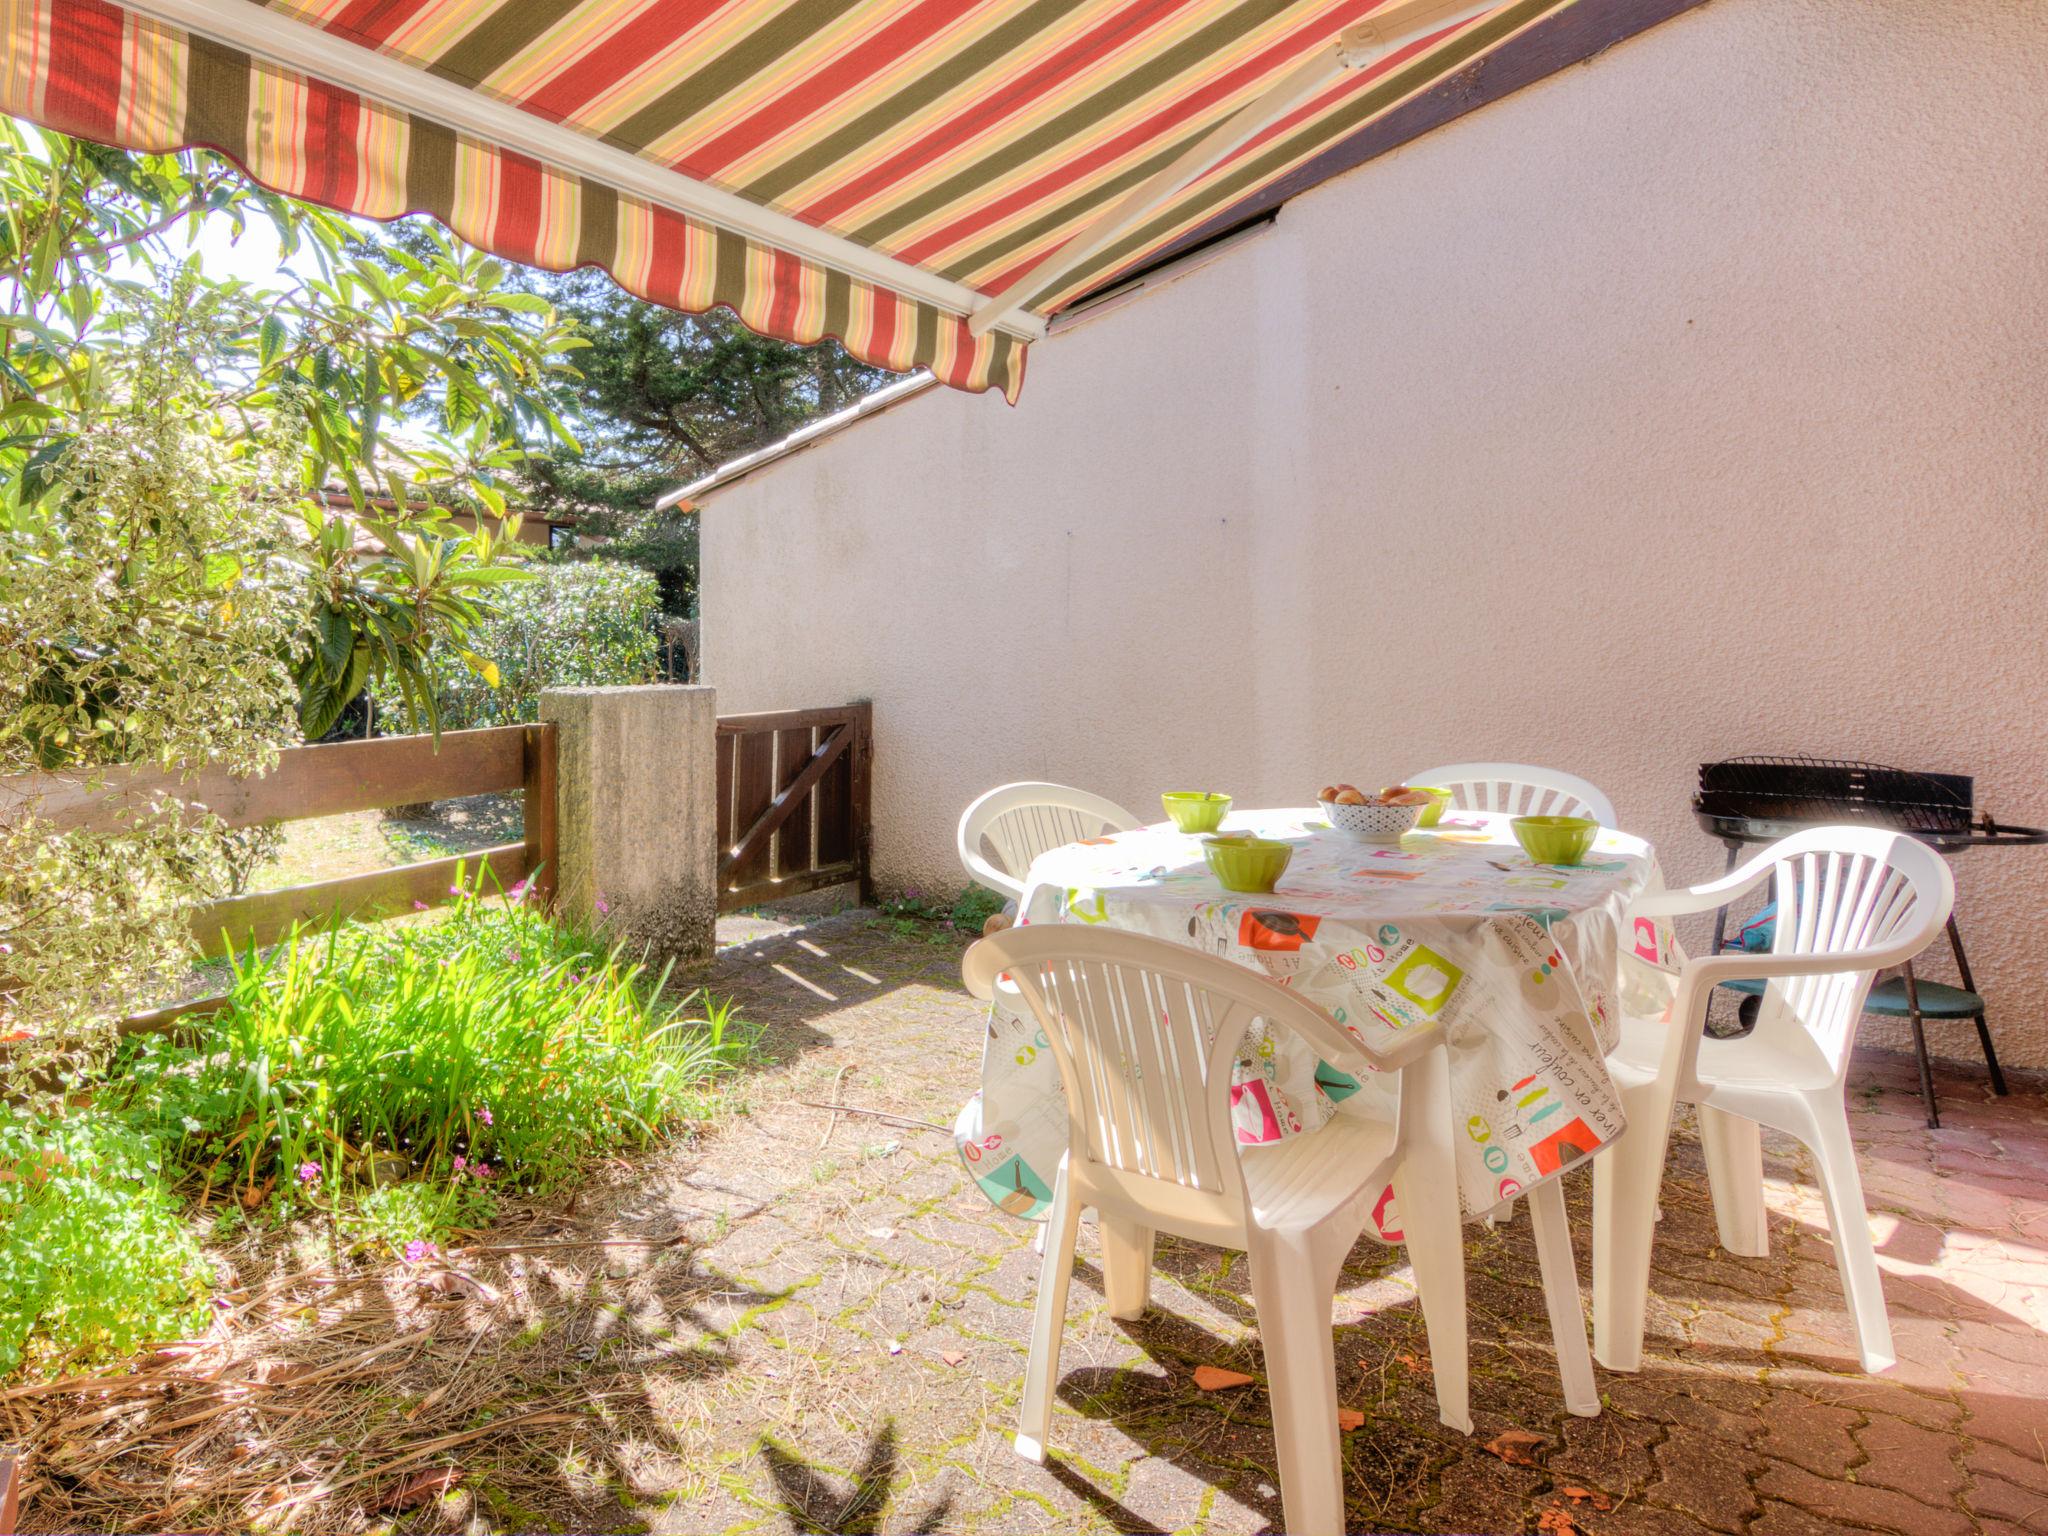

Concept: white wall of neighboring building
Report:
left=701, top=0, right=2048, bottom=1069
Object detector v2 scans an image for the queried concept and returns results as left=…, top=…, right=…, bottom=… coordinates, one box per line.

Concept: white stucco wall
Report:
left=701, top=0, right=2048, bottom=1070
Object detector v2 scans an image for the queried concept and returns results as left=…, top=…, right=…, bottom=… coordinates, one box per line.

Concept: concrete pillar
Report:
left=539, top=684, right=717, bottom=972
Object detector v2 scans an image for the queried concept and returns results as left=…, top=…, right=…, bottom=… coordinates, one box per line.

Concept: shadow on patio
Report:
left=15, top=910, right=2045, bottom=1535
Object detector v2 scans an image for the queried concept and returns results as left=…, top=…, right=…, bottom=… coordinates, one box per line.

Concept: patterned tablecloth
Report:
left=953, top=808, right=1679, bottom=1223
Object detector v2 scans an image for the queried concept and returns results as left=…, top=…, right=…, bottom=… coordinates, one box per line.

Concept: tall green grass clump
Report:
left=125, top=876, right=751, bottom=1210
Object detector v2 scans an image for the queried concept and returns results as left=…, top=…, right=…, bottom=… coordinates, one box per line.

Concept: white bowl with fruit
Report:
left=1316, top=783, right=1434, bottom=843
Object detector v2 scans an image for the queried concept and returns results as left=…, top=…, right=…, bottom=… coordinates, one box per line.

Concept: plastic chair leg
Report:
left=1016, top=1169, right=1082, bottom=1463
left=1393, top=1161, right=1471, bottom=1433
left=1246, top=1232, right=1346, bottom=1536
left=1526, top=1178, right=1599, bottom=1416
left=1804, top=1106, right=1895, bottom=1372
left=1698, top=1106, right=1770, bottom=1258
left=1483, top=1197, right=1517, bottom=1228
left=1100, top=1217, right=1154, bottom=1321
left=1592, top=1078, right=1676, bottom=1373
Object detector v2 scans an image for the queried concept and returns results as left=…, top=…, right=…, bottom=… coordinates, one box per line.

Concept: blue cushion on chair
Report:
left=1731, top=902, right=1776, bottom=952
left=1712, top=901, right=1777, bottom=998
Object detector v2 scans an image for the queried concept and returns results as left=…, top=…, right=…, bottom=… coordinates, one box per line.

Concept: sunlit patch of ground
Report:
left=13, top=909, right=2045, bottom=1535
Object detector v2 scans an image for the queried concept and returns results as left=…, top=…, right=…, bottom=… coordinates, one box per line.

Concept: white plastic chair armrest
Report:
left=1682, top=948, right=1916, bottom=983
left=1637, top=945, right=1920, bottom=1092
left=1627, top=865, right=1777, bottom=922
left=959, top=848, right=1025, bottom=903
left=961, top=936, right=1012, bottom=1000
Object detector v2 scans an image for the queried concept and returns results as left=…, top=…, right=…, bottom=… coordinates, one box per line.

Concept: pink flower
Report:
left=403, top=1240, right=439, bottom=1265
left=471, top=1161, right=493, bottom=1180
left=452, top=1156, right=467, bottom=1176
left=296, top=1161, right=321, bottom=1185
left=476, top=1107, right=492, bottom=1126
left=412, top=900, right=428, bottom=912
left=449, top=885, right=464, bottom=897
left=593, top=893, right=610, bottom=917
left=509, top=880, right=528, bottom=902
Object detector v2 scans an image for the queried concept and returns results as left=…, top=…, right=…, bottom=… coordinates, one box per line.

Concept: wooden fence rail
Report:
left=715, top=702, right=872, bottom=913
left=0, top=724, right=557, bottom=963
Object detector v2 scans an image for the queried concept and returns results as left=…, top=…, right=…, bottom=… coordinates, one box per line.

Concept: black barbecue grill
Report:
left=1695, top=756, right=2046, bottom=851
left=1693, top=755, right=2044, bottom=1127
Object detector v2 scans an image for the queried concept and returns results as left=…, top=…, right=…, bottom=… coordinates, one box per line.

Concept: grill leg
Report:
left=1710, top=841, right=1750, bottom=1037
left=1901, top=963, right=1939, bottom=1130
left=1944, top=917, right=2008, bottom=1096
left=1708, top=841, right=1741, bottom=956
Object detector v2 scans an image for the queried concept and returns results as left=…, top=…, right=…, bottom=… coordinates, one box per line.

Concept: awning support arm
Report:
left=967, top=0, right=1503, bottom=338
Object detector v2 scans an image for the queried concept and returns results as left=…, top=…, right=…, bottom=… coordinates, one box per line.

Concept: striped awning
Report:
left=2, top=0, right=1573, bottom=399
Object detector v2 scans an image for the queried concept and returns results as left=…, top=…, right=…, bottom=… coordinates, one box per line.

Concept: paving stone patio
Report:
left=40, top=905, right=2034, bottom=1534
left=633, top=907, right=2047, bottom=1536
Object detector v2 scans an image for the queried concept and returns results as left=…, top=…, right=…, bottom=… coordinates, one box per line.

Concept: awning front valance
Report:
left=2, top=0, right=1572, bottom=399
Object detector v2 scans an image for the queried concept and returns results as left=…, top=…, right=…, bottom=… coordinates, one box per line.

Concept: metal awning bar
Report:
left=968, top=0, right=1504, bottom=338
left=116, top=0, right=1045, bottom=344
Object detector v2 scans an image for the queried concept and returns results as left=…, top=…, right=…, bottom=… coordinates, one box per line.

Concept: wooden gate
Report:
left=715, top=702, right=872, bottom=912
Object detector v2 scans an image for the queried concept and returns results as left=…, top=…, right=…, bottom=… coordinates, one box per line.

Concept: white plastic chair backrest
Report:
left=1408, top=762, right=1618, bottom=826
left=956, top=782, right=1142, bottom=901
left=1748, top=827, right=1954, bottom=1083
left=962, top=925, right=1380, bottom=1244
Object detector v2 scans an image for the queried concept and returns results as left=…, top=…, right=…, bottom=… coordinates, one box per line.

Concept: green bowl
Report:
left=1413, top=786, right=1455, bottom=828
left=1202, top=835, right=1292, bottom=893
left=1163, top=791, right=1232, bottom=834
left=1512, top=815, right=1598, bottom=866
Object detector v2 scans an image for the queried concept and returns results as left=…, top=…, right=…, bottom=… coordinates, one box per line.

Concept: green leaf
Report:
left=0, top=398, right=57, bottom=427
left=484, top=291, right=553, bottom=316
left=457, top=649, right=501, bottom=688
left=316, top=605, right=353, bottom=675
left=257, top=314, right=287, bottom=369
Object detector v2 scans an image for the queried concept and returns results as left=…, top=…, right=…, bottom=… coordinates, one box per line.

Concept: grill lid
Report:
left=1695, top=756, right=1972, bottom=837
left=1691, top=755, right=2046, bottom=850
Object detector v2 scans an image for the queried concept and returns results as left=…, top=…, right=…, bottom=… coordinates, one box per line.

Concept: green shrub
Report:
left=340, top=1180, right=496, bottom=1261
left=0, top=1109, right=212, bottom=1375
left=374, top=561, right=660, bottom=731
left=124, top=875, right=751, bottom=1219
left=878, top=884, right=1007, bottom=936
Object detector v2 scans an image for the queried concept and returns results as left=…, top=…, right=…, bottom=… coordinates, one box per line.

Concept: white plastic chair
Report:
left=963, top=926, right=1479, bottom=1536
left=1407, top=761, right=1618, bottom=827
left=956, top=782, right=1143, bottom=902
left=1591, top=827, right=1954, bottom=1375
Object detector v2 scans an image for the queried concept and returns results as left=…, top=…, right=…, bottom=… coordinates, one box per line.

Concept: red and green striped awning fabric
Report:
left=0, top=0, right=1572, bottom=399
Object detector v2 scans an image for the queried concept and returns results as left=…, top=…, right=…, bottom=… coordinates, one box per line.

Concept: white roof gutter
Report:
left=654, top=371, right=940, bottom=512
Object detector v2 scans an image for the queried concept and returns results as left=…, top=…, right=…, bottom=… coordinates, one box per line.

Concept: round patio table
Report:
left=954, top=807, right=1679, bottom=1223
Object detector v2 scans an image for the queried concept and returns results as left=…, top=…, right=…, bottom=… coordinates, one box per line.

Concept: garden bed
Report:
left=1, top=879, right=755, bottom=1388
